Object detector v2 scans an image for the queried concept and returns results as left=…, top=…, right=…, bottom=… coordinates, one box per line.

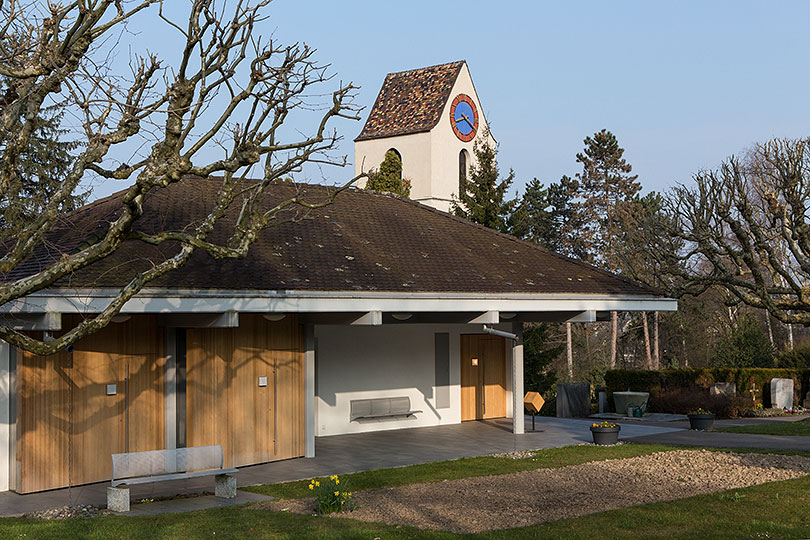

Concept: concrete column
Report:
left=304, top=324, right=316, bottom=458
left=164, top=330, right=177, bottom=450
left=511, top=322, right=524, bottom=435
left=0, top=341, right=11, bottom=491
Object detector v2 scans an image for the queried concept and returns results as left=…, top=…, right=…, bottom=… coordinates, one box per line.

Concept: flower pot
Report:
left=688, top=413, right=716, bottom=431
left=590, top=425, right=620, bottom=445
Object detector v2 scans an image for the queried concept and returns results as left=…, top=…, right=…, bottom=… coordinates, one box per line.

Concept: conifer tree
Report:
left=364, top=149, right=410, bottom=197
left=453, top=132, right=516, bottom=233
left=574, top=129, right=640, bottom=268
left=0, top=84, right=85, bottom=235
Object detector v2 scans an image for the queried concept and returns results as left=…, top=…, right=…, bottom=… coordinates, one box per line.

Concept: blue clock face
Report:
left=449, top=94, right=478, bottom=142
left=454, top=102, right=475, bottom=135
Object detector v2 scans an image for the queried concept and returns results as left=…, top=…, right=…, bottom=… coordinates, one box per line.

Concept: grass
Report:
left=3, top=443, right=810, bottom=539
left=717, top=418, right=810, bottom=436
left=242, top=443, right=681, bottom=499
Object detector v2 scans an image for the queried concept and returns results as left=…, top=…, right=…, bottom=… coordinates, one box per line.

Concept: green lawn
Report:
left=243, top=443, right=680, bottom=499
left=3, top=443, right=810, bottom=539
left=717, top=418, right=810, bottom=436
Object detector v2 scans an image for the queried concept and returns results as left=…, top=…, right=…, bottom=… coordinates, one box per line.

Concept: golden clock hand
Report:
left=461, top=113, right=475, bottom=130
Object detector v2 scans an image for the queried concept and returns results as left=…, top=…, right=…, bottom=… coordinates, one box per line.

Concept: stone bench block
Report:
left=215, top=474, right=237, bottom=499
left=107, top=486, right=130, bottom=512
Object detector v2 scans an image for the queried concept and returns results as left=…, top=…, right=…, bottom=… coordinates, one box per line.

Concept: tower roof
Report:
left=355, top=61, right=465, bottom=142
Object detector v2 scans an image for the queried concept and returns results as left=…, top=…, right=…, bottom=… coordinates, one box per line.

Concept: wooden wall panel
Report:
left=186, top=314, right=304, bottom=469
left=16, top=315, right=164, bottom=493
left=460, top=334, right=506, bottom=422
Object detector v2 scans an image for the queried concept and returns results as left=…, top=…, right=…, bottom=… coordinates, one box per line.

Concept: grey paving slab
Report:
left=0, top=416, right=680, bottom=517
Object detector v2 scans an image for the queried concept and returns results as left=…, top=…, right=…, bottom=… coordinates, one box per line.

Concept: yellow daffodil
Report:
left=335, top=479, right=339, bottom=484
left=315, top=481, right=320, bottom=487
left=308, top=484, right=314, bottom=490
left=334, top=491, right=339, bottom=496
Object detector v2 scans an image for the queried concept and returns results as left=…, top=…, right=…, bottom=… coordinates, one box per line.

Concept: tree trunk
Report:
left=610, top=311, right=618, bottom=369
left=566, top=322, right=573, bottom=379
left=679, top=321, right=688, bottom=367
left=765, top=313, right=774, bottom=346
left=788, top=322, right=794, bottom=351
left=642, top=312, right=652, bottom=369
left=653, top=311, right=660, bottom=369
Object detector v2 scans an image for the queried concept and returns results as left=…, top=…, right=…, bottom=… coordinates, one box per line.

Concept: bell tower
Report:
left=354, top=61, right=493, bottom=212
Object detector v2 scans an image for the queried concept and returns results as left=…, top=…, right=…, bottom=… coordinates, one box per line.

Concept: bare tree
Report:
left=0, top=0, right=361, bottom=354
left=651, top=138, right=810, bottom=326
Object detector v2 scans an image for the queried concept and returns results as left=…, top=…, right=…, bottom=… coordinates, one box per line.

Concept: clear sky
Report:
left=259, top=0, right=810, bottom=196
left=91, top=1, right=810, bottom=198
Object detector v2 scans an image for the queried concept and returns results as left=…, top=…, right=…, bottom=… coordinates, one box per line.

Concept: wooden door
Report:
left=460, top=334, right=506, bottom=421
left=186, top=314, right=305, bottom=468
left=16, top=315, right=164, bottom=493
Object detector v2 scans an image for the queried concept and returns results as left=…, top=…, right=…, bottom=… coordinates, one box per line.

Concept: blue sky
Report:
left=96, top=1, right=810, bottom=198
left=261, top=0, right=810, bottom=195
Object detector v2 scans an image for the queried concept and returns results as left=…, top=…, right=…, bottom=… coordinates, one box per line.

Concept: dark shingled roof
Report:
left=355, top=61, right=464, bottom=142
left=6, top=176, right=661, bottom=297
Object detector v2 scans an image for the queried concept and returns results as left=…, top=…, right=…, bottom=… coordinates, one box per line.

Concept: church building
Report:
left=354, top=61, right=494, bottom=211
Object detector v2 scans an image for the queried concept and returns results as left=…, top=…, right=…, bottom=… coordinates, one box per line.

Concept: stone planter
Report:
left=590, top=425, right=620, bottom=445
left=688, top=413, right=716, bottom=431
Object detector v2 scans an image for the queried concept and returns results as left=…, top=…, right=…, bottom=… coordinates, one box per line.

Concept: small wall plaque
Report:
left=471, top=358, right=479, bottom=367
left=106, top=384, right=117, bottom=396
left=258, top=376, right=268, bottom=387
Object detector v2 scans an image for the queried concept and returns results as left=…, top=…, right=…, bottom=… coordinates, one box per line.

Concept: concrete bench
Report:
left=107, top=445, right=238, bottom=512
left=350, top=396, right=422, bottom=421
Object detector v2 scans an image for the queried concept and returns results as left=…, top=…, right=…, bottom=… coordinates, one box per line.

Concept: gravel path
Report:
left=256, top=450, right=810, bottom=533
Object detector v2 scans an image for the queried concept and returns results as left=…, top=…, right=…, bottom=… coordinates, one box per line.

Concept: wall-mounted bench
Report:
left=107, top=444, right=238, bottom=512
left=350, top=396, right=422, bottom=421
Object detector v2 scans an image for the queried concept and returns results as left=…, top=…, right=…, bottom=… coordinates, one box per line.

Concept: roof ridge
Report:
left=384, top=60, right=465, bottom=78
left=363, top=190, right=666, bottom=298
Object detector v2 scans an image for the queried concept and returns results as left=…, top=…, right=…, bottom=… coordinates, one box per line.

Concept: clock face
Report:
left=449, top=94, right=478, bottom=142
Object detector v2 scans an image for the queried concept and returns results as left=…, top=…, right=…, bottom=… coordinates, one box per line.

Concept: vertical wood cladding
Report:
left=185, top=314, right=305, bottom=468
left=460, top=334, right=506, bottom=422
left=16, top=315, right=164, bottom=493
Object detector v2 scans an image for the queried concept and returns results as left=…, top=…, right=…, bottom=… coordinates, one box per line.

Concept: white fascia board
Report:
left=2, top=288, right=677, bottom=315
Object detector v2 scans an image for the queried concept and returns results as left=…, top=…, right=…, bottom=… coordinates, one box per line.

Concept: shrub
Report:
left=648, top=387, right=750, bottom=418
left=308, top=475, right=356, bottom=514
left=776, top=342, right=810, bottom=368
left=605, top=368, right=810, bottom=409
left=710, top=313, right=775, bottom=368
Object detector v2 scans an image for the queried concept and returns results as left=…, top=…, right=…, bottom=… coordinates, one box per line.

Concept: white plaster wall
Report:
left=353, top=131, right=432, bottom=200
left=315, top=324, right=470, bottom=436
left=427, top=63, right=494, bottom=212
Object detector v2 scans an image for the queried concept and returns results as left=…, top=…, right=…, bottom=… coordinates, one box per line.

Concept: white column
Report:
left=0, top=341, right=11, bottom=491
left=304, top=324, right=316, bottom=458
left=511, top=322, right=524, bottom=435
left=164, top=330, right=177, bottom=450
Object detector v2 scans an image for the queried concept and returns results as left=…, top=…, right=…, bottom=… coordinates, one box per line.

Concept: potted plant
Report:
left=590, top=420, right=620, bottom=445
left=688, top=408, right=716, bottom=430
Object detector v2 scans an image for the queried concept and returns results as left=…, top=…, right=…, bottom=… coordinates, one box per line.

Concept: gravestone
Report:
left=596, top=386, right=608, bottom=413
left=709, top=382, right=736, bottom=397
left=770, top=378, right=794, bottom=410
left=556, top=382, right=591, bottom=418
left=803, top=390, right=810, bottom=409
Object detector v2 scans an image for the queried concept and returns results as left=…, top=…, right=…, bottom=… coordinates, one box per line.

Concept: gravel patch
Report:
left=256, top=450, right=810, bottom=533
left=26, top=505, right=111, bottom=520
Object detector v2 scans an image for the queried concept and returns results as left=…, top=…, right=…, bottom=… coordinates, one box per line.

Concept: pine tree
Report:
left=453, top=132, right=516, bottom=233
left=510, top=176, right=586, bottom=259
left=0, top=94, right=85, bottom=236
left=574, top=129, right=640, bottom=269
left=364, top=149, right=410, bottom=197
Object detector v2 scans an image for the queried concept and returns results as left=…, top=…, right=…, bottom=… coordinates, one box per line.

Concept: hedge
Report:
left=604, top=368, right=810, bottom=409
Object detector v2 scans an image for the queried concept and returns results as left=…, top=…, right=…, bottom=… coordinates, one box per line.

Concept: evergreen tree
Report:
left=523, top=323, right=562, bottom=395
left=510, top=176, right=586, bottom=259
left=0, top=88, right=85, bottom=235
left=364, top=149, right=410, bottom=198
left=453, top=132, right=517, bottom=233
left=574, top=129, right=640, bottom=268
